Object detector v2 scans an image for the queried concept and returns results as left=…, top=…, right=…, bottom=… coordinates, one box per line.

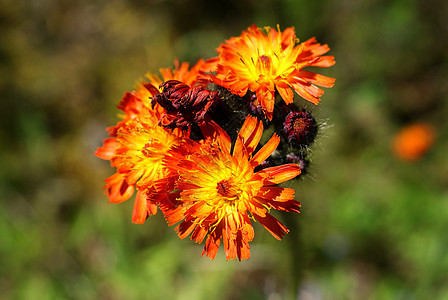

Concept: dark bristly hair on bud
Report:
left=286, top=152, right=309, bottom=175
left=283, top=110, right=318, bottom=147
left=151, top=80, right=220, bottom=129
left=208, top=86, right=252, bottom=142
left=254, top=145, right=310, bottom=177
left=250, top=103, right=318, bottom=175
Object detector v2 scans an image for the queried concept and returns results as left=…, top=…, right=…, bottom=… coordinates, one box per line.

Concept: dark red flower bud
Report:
left=283, top=110, right=317, bottom=146
left=151, top=80, right=220, bottom=129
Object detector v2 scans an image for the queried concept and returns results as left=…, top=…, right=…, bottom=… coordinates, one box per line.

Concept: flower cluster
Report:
left=96, top=25, right=335, bottom=260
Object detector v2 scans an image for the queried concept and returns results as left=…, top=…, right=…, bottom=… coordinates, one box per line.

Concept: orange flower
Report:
left=95, top=59, right=217, bottom=223
left=214, top=25, right=335, bottom=120
left=162, top=115, right=302, bottom=260
left=157, top=58, right=218, bottom=86
left=392, top=123, right=435, bottom=161
left=96, top=94, right=186, bottom=223
left=96, top=87, right=183, bottom=225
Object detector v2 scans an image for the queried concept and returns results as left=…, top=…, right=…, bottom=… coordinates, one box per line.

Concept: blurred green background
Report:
left=1, top=0, right=448, bottom=299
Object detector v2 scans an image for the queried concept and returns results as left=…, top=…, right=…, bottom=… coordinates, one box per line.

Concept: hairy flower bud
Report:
left=283, top=110, right=318, bottom=147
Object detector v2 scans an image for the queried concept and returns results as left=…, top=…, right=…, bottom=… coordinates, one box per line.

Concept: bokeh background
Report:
left=1, top=0, right=448, bottom=299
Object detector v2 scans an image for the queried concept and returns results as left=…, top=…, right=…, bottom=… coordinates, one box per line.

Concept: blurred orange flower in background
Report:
left=392, top=123, right=436, bottom=161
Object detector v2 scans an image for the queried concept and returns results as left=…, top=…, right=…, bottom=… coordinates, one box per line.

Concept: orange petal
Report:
left=236, top=121, right=263, bottom=157
left=308, top=55, right=336, bottom=68
left=146, top=190, right=159, bottom=216
left=132, top=190, right=148, bottom=224
left=185, top=202, right=213, bottom=219
left=104, top=173, right=134, bottom=203
left=163, top=205, right=185, bottom=226
left=255, top=187, right=301, bottom=213
left=247, top=199, right=268, bottom=217
left=253, top=212, right=289, bottom=240
left=200, top=121, right=231, bottom=154
left=244, top=119, right=264, bottom=155
left=255, top=87, right=275, bottom=120
left=223, top=222, right=238, bottom=260
left=241, top=213, right=255, bottom=242
left=236, top=230, right=251, bottom=261
left=233, top=116, right=255, bottom=156
left=202, top=221, right=223, bottom=260
left=275, top=81, right=294, bottom=105
left=233, top=115, right=263, bottom=157
left=250, top=134, right=280, bottom=167
left=298, top=37, right=332, bottom=59
left=176, top=219, right=196, bottom=239
left=294, top=70, right=335, bottom=88
left=126, top=169, right=144, bottom=186
left=95, top=138, right=120, bottom=160
left=237, top=115, right=260, bottom=145
left=290, top=80, right=323, bottom=105
left=191, top=225, right=208, bottom=244
left=256, top=164, right=301, bottom=185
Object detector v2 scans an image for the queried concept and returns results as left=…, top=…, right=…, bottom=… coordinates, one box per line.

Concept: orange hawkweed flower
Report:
left=157, top=58, right=218, bottom=86
left=95, top=59, right=217, bottom=223
left=214, top=25, right=335, bottom=120
left=95, top=83, right=187, bottom=224
left=392, top=122, right=435, bottom=161
left=162, top=115, right=302, bottom=260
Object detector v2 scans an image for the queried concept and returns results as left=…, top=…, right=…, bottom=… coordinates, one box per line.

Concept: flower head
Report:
left=95, top=81, right=188, bottom=224
left=95, top=58, right=219, bottom=223
left=162, top=115, right=301, bottom=260
left=283, top=110, right=318, bottom=146
left=95, top=25, right=336, bottom=261
left=214, top=25, right=335, bottom=120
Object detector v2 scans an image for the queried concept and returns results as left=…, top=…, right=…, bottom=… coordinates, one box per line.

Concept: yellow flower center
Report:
left=293, top=118, right=307, bottom=132
left=229, top=29, right=301, bottom=85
